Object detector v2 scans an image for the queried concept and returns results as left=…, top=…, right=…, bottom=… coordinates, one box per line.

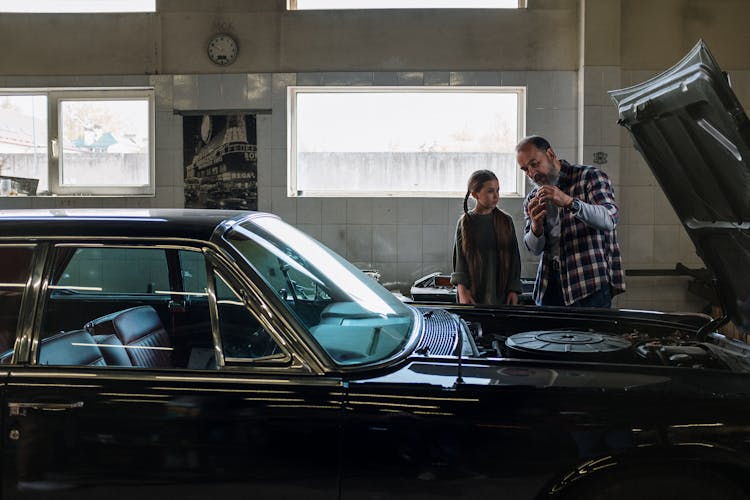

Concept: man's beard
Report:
left=532, top=169, right=559, bottom=188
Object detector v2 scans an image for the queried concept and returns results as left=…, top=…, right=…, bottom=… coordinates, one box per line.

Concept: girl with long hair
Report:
left=451, top=170, right=522, bottom=305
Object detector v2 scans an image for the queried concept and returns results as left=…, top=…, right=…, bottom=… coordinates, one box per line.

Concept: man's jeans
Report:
left=540, top=269, right=612, bottom=308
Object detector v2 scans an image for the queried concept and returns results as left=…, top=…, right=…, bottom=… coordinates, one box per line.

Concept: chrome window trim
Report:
left=205, top=250, right=317, bottom=374
left=51, top=241, right=215, bottom=249
left=208, top=242, right=335, bottom=374
left=15, top=243, right=48, bottom=365
left=0, top=240, right=42, bottom=366
left=218, top=220, right=421, bottom=373
left=209, top=268, right=296, bottom=369
left=7, top=369, right=343, bottom=387
left=205, top=258, right=226, bottom=369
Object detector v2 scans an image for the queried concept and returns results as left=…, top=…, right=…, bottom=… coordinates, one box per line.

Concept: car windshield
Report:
left=224, top=215, right=416, bottom=366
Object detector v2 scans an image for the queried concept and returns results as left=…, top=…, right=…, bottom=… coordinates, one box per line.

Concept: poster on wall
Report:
left=183, top=113, right=257, bottom=210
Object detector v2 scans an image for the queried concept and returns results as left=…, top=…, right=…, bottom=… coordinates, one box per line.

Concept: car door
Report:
left=2, top=240, right=343, bottom=500
left=339, top=366, right=587, bottom=500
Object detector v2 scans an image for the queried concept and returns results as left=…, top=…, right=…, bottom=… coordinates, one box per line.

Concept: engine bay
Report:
left=485, top=327, right=729, bottom=370
left=416, top=306, right=750, bottom=372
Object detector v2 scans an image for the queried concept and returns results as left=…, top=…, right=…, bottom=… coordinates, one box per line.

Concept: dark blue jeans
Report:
left=540, top=270, right=612, bottom=308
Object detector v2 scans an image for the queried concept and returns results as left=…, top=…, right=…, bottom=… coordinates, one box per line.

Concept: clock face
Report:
left=207, top=33, right=238, bottom=66
left=200, top=115, right=212, bottom=143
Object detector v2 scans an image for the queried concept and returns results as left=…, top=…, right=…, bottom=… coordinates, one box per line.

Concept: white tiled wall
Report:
left=2, top=67, right=726, bottom=313
left=582, top=67, right=712, bottom=312
left=173, top=69, right=578, bottom=293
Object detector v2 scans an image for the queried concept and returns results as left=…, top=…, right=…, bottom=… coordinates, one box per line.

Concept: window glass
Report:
left=60, top=100, right=150, bottom=187
left=0, top=89, right=154, bottom=197
left=215, top=272, right=281, bottom=360
left=0, top=0, right=155, bottom=12
left=38, top=246, right=215, bottom=370
left=180, top=249, right=208, bottom=295
left=226, top=216, right=414, bottom=366
left=288, top=87, right=525, bottom=197
left=55, top=247, right=169, bottom=294
left=292, top=0, right=521, bottom=8
left=0, top=246, right=35, bottom=363
left=0, top=95, right=48, bottom=194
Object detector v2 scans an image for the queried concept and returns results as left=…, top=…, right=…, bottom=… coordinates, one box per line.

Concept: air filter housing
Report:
left=505, top=330, right=632, bottom=361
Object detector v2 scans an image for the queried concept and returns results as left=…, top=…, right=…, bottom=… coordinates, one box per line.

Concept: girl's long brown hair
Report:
left=461, top=170, right=514, bottom=299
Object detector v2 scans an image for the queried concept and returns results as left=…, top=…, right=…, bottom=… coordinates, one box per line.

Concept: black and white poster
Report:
left=183, top=113, right=257, bottom=210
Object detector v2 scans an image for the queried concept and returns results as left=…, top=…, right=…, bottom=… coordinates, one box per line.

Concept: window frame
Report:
left=0, top=244, right=37, bottom=364
left=28, top=240, right=294, bottom=371
left=204, top=249, right=297, bottom=370
left=0, top=87, right=155, bottom=197
left=287, top=0, right=526, bottom=9
left=287, top=85, right=527, bottom=198
left=0, top=0, right=156, bottom=13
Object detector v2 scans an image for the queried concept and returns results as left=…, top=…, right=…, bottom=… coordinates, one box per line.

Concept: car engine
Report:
left=480, top=326, right=729, bottom=370
left=414, top=306, right=740, bottom=370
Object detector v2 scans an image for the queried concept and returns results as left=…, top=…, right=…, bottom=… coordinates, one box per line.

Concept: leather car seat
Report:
left=110, top=306, right=172, bottom=368
left=87, top=306, right=172, bottom=368
left=92, top=334, right=133, bottom=367
left=38, top=330, right=106, bottom=366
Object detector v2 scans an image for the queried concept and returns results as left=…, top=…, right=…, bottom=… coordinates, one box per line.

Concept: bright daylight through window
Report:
left=290, top=0, right=522, bottom=9
left=0, top=90, right=154, bottom=196
left=0, top=0, right=155, bottom=12
left=288, top=87, right=525, bottom=197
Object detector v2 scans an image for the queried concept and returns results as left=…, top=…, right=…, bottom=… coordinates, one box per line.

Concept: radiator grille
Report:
left=414, top=308, right=458, bottom=356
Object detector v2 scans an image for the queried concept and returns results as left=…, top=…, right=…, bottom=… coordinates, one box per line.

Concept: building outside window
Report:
left=0, top=89, right=154, bottom=196
left=288, top=86, right=526, bottom=198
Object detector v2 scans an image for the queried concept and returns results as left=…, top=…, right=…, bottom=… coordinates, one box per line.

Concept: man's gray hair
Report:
left=515, top=135, right=552, bottom=153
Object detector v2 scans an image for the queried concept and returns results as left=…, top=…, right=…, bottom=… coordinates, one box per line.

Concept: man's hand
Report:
left=527, top=192, right=547, bottom=236
left=535, top=185, right=574, bottom=209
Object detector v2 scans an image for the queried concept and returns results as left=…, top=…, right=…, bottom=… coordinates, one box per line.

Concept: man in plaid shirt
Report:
left=517, top=136, right=625, bottom=307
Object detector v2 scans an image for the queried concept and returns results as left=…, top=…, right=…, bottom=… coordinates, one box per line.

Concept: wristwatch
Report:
left=569, top=198, right=582, bottom=215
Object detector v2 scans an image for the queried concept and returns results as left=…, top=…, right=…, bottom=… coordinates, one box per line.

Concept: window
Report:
left=227, top=216, right=414, bottom=365
left=1, top=0, right=155, bottom=13
left=55, top=247, right=169, bottom=294
left=289, top=0, right=523, bottom=9
left=39, top=246, right=214, bottom=369
left=215, top=271, right=281, bottom=361
left=36, top=244, right=284, bottom=370
left=288, top=86, right=525, bottom=198
left=0, top=246, right=34, bottom=363
left=0, top=89, right=154, bottom=196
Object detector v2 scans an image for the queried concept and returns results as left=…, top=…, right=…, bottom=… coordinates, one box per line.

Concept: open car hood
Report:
left=610, top=40, right=750, bottom=331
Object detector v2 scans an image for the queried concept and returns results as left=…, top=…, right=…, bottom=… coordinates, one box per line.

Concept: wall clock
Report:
left=207, top=33, right=238, bottom=66
left=200, top=115, right=212, bottom=143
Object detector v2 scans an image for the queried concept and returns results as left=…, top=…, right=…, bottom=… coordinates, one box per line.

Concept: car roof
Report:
left=0, top=209, right=265, bottom=240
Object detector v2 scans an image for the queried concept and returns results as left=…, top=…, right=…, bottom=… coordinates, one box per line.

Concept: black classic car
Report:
left=0, top=41, right=750, bottom=500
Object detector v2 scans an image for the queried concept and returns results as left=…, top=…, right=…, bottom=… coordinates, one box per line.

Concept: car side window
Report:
left=38, top=245, right=216, bottom=370
left=0, top=246, right=35, bottom=364
left=56, top=247, right=170, bottom=294
left=180, top=249, right=208, bottom=295
left=214, top=271, right=282, bottom=361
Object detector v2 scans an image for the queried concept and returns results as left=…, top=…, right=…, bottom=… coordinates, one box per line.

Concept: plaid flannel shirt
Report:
left=523, top=160, right=625, bottom=305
